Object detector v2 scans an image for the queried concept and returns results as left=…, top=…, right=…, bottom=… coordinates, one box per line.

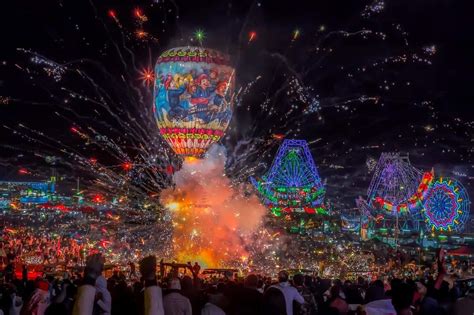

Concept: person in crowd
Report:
left=95, top=275, right=112, bottom=315
left=1, top=228, right=474, bottom=315
left=163, top=278, right=192, bottom=315
left=327, top=285, right=348, bottom=315
left=270, top=271, right=305, bottom=315
left=201, top=287, right=226, bottom=315
left=140, top=255, right=165, bottom=315
left=453, top=287, right=474, bottom=315
left=9, top=291, right=23, bottom=315
left=180, top=276, right=200, bottom=315
left=109, top=271, right=121, bottom=283
left=21, top=279, right=50, bottom=315
left=364, top=280, right=385, bottom=304
left=229, top=274, right=263, bottom=315
left=72, top=253, right=105, bottom=315
left=414, top=280, right=440, bottom=315
left=262, top=287, right=287, bottom=315
left=391, top=282, right=415, bottom=315
left=192, top=262, right=201, bottom=276
left=293, top=273, right=317, bottom=315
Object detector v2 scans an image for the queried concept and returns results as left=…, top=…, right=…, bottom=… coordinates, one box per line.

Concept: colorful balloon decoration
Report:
left=154, top=47, right=235, bottom=157
left=422, top=177, right=470, bottom=232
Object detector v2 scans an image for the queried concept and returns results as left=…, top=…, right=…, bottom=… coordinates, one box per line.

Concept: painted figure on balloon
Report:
left=209, top=69, right=219, bottom=88
left=192, top=74, right=213, bottom=100
left=190, top=74, right=214, bottom=123
left=164, top=75, right=188, bottom=120
left=210, top=81, right=232, bottom=126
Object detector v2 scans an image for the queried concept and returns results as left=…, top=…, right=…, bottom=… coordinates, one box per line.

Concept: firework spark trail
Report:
left=15, top=43, right=177, bottom=196
left=71, top=2, right=159, bottom=143
left=245, top=1, right=433, bottom=129
left=65, top=71, right=153, bottom=145
left=16, top=50, right=153, bottom=150
left=4, top=84, right=169, bottom=199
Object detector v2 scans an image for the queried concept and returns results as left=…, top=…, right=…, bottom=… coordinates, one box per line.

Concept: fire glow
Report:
left=160, top=145, right=266, bottom=267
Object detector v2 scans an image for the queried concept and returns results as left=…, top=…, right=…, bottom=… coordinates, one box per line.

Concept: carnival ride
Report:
left=356, top=153, right=434, bottom=243
left=154, top=47, right=235, bottom=157
left=422, top=177, right=470, bottom=233
left=357, top=152, right=471, bottom=245
left=251, top=139, right=327, bottom=233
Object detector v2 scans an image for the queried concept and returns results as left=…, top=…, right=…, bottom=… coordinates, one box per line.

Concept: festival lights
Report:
left=422, top=177, right=470, bottom=232
left=252, top=139, right=327, bottom=223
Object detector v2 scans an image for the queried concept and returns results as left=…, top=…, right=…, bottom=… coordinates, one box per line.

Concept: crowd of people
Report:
left=0, top=229, right=89, bottom=267
left=0, top=246, right=473, bottom=315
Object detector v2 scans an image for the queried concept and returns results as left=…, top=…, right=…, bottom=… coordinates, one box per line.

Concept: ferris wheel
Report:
left=366, top=153, right=432, bottom=216
left=422, top=177, right=470, bottom=233
left=357, top=152, right=434, bottom=242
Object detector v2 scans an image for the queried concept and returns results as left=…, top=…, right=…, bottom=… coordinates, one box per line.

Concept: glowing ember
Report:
left=108, top=9, right=116, bottom=19
left=248, top=31, right=257, bottom=43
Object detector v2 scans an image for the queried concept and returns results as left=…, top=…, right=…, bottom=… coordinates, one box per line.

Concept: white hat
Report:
left=170, top=278, right=181, bottom=290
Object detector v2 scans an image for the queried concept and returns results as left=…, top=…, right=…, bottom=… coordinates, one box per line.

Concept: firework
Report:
left=134, top=7, right=148, bottom=22
left=108, top=9, right=117, bottom=19
left=248, top=31, right=257, bottom=43
left=194, top=29, right=205, bottom=44
left=107, top=9, right=121, bottom=27
left=291, top=29, right=300, bottom=41
left=139, top=68, right=154, bottom=86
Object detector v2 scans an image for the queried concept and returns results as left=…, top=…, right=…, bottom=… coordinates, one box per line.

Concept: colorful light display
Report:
left=251, top=139, right=326, bottom=217
left=0, top=180, right=56, bottom=205
left=357, top=153, right=433, bottom=238
left=422, top=177, right=470, bottom=232
left=372, top=170, right=434, bottom=214
left=154, top=47, right=235, bottom=157
left=366, top=153, right=427, bottom=216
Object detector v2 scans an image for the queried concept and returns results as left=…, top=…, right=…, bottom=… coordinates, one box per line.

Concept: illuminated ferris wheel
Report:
left=422, top=177, right=470, bottom=232
left=357, top=152, right=434, bottom=239
left=365, top=153, right=432, bottom=216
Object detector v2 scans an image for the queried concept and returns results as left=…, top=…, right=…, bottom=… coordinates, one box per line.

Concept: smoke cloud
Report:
left=160, top=145, right=266, bottom=267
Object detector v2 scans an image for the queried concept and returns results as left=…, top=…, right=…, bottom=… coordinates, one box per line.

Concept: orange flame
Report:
left=161, top=146, right=266, bottom=267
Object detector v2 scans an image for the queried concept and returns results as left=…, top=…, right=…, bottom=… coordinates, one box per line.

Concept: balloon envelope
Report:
left=154, top=47, right=235, bottom=157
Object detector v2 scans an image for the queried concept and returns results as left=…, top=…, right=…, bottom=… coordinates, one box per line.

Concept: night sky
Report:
left=1, top=0, right=473, bottom=209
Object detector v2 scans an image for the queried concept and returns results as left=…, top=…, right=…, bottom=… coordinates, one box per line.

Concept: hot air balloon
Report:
left=154, top=47, right=235, bottom=157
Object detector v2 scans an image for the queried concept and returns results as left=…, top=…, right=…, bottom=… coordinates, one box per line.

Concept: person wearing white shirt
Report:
left=270, top=271, right=305, bottom=315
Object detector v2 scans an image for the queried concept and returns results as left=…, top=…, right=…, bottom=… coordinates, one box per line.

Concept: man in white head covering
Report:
left=163, top=278, right=192, bottom=315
